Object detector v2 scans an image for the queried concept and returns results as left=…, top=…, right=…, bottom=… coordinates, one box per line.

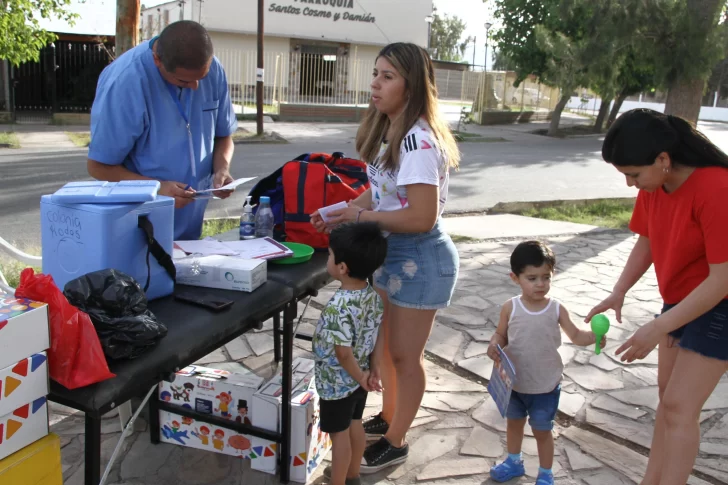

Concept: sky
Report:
left=37, top=0, right=498, bottom=69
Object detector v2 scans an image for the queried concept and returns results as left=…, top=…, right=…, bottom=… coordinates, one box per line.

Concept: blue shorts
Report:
left=373, top=220, right=459, bottom=310
left=664, top=299, right=728, bottom=361
left=506, top=385, right=561, bottom=431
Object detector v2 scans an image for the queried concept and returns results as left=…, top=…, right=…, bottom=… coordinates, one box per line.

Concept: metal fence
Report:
left=11, top=39, right=114, bottom=123
left=214, top=50, right=561, bottom=115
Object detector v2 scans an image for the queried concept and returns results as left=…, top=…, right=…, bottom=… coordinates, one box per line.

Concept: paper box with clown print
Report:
left=158, top=364, right=264, bottom=457
left=250, top=358, right=331, bottom=483
left=0, top=297, right=49, bottom=371
left=0, top=353, right=48, bottom=419
left=158, top=364, right=264, bottom=422
left=0, top=397, right=49, bottom=461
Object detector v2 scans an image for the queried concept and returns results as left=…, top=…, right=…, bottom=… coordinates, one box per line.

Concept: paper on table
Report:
left=194, top=177, right=257, bottom=194
left=221, top=237, right=293, bottom=260
left=174, top=238, right=239, bottom=256
left=318, top=201, right=348, bottom=223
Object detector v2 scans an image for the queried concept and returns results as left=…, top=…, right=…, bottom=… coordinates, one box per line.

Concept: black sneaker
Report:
left=360, top=437, right=409, bottom=474
left=362, top=412, right=389, bottom=437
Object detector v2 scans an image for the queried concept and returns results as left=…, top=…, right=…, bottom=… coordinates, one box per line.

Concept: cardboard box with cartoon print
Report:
left=250, top=358, right=332, bottom=483
left=158, top=364, right=264, bottom=457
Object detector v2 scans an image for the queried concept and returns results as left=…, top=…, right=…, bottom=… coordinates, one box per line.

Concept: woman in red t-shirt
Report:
left=587, top=108, right=728, bottom=485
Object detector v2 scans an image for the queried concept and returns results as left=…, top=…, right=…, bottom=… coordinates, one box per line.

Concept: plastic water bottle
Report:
left=254, top=196, right=274, bottom=238
left=239, top=195, right=255, bottom=240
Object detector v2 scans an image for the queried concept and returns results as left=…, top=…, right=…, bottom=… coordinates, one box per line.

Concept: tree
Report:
left=492, top=50, right=511, bottom=71
left=655, top=0, right=725, bottom=123
left=606, top=47, right=656, bottom=128
left=430, top=9, right=473, bottom=62
left=0, top=0, right=79, bottom=66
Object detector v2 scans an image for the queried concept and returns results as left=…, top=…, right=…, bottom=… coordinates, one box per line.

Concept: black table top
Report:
left=49, top=281, right=293, bottom=416
left=267, top=252, right=332, bottom=299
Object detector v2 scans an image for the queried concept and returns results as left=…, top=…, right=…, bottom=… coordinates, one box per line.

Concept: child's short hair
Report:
left=329, top=222, right=387, bottom=280
left=510, top=240, right=556, bottom=275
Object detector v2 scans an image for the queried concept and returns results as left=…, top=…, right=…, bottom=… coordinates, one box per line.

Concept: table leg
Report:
left=279, top=300, right=295, bottom=484
left=149, top=392, right=161, bottom=445
left=84, top=414, right=102, bottom=485
left=273, top=311, right=282, bottom=363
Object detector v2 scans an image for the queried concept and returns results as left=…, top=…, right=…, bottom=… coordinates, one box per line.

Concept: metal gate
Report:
left=11, top=40, right=114, bottom=124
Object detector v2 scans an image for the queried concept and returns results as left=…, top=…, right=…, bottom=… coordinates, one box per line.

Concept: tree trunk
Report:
left=116, top=0, right=141, bottom=57
left=593, top=97, right=612, bottom=133
left=664, top=0, right=723, bottom=124
left=607, top=92, right=627, bottom=129
left=664, top=77, right=705, bottom=124
left=547, top=93, right=571, bottom=137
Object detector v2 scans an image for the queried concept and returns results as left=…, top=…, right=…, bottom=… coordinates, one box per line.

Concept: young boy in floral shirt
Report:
left=313, top=222, right=387, bottom=485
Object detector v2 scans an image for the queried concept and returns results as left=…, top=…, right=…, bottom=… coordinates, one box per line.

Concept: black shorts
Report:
left=665, top=299, right=728, bottom=361
left=319, top=386, right=368, bottom=434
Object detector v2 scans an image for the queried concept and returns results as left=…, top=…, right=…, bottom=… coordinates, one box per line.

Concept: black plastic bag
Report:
left=63, top=269, right=168, bottom=360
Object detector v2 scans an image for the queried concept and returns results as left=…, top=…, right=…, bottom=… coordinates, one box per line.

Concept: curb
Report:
left=233, top=130, right=288, bottom=145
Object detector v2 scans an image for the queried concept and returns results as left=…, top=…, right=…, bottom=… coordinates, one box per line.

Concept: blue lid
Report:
left=41, top=194, right=174, bottom=215
left=50, top=180, right=161, bottom=204
left=260, top=196, right=270, bottom=203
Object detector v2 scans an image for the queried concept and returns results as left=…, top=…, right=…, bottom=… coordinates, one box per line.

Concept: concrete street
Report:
left=1, top=118, right=727, bottom=249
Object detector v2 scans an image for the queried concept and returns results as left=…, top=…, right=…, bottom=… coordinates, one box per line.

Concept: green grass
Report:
left=450, top=234, right=479, bottom=243
left=201, top=218, right=240, bottom=239
left=0, top=132, right=20, bottom=148
left=452, top=130, right=508, bottom=143
left=520, top=200, right=633, bottom=229
left=66, top=132, right=91, bottom=147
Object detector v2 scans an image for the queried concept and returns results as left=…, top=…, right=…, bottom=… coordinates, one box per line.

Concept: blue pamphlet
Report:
left=486, top=344, right=517, bottom=418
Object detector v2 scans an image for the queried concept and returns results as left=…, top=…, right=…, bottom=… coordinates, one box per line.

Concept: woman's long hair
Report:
left=355, top=42, right=460, bottom=172
left=602, top=108, right=728, bottom=168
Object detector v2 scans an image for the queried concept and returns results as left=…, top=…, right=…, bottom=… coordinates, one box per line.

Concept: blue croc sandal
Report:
left=536, top=471, right=554, bottom=485
left=489, top=456, right=525, bottom=483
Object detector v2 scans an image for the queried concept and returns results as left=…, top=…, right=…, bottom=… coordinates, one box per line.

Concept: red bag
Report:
left=15, top=268, right=115, bottom=389
left=283, top=153, right=369, bottom=248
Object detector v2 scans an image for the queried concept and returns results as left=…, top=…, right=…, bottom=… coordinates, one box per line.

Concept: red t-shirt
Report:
left=629, top=166, right=728, bottom=304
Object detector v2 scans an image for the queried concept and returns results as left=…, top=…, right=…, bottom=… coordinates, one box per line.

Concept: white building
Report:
left=141, top=0, right=434, bottom=108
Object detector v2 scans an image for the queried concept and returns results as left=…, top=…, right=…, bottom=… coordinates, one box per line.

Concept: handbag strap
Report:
left=138, top=215, right=176, bottom=291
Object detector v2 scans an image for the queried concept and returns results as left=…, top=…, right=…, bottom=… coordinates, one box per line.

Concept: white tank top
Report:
left=505, top=296, right=563, bottom=394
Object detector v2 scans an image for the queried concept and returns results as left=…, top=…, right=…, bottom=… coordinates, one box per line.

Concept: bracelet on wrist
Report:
left=356, top=208, right=366, bottom=223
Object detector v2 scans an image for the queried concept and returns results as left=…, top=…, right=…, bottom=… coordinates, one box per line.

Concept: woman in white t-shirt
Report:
left=312, top=42, right=461, bottom=474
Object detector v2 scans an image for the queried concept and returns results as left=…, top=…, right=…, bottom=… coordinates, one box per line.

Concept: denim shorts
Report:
left=664, top=299, right=728, bottom=361
left=506, top=385, right=561, bottom=431
left=373, top=220, right=459, bottom=310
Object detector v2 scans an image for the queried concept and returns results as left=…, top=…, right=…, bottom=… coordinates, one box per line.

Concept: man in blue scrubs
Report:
left=88, top=21, right=238, bottom=240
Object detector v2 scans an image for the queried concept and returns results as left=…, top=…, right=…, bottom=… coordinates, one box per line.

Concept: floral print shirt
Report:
left=313, top=285, right=383, bottom=400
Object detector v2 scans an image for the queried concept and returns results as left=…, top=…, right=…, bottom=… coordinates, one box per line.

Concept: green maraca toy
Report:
left=590, top=314, right=610, bottom=355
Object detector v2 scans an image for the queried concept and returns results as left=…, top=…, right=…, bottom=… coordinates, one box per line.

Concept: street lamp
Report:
left=484, top=22, right=493, bottom=71
left=425, top=15, right=434, bottom=54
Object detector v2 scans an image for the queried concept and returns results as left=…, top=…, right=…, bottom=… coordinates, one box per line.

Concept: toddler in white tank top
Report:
left=486, top=241, right=606, bottom=485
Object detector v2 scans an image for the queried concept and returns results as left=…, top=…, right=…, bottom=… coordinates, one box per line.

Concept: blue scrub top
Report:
left=89, top=39, right=238, bottom=240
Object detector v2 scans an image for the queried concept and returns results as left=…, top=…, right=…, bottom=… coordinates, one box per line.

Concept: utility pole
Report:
left=471, top=36, right=476, bottom=71
left=256, top=0, right=264, bottom=135
left=116, top=0, right=141, bottom=57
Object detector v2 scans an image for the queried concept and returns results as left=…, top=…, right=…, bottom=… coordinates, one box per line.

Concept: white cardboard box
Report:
left=0, top=298, right=50, bottom=370
left=0, top=397, right=49, bottom=461
left=0, top=353, right=48, bottom=419
left=175, top=255, right=267, bottom=292
left=250, top=358, right=331, bottom=483
left=158, top=364, right=265, bottom=458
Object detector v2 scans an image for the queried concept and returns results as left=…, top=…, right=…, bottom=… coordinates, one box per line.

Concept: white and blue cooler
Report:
left=40, top=191, right=175, bottom=300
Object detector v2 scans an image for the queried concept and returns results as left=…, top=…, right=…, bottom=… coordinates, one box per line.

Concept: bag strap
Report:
left=138, top=215, right=176, bottom=291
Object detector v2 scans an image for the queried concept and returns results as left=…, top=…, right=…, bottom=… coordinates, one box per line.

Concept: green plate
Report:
left=270, top=242, right=315, bottom=265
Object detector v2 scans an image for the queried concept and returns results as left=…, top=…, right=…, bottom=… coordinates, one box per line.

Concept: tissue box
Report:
left=175, top=255, right=267, bottom=292
left=0, top=397, right=49, bottom=461
left=158, top=364, right=265, bottom=458
left=0, top=433, right=62, bottom=485
left=0, top=298, right=49, bottom=370
left=0, top=353, right=48, bottom=418
left=250, top=358, right=331, bottom=483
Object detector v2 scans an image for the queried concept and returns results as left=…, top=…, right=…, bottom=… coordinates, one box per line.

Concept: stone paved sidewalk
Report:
left=54, top=230, right=728, bottom=485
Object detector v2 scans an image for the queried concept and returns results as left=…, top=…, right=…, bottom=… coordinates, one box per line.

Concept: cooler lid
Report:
left=41, top=194, right=174, bottom=215
left=50, top=180, right=160, bottom=204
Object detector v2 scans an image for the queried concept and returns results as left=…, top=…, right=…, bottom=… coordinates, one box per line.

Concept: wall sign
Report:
left=269, top=0, right=376, bottom=23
